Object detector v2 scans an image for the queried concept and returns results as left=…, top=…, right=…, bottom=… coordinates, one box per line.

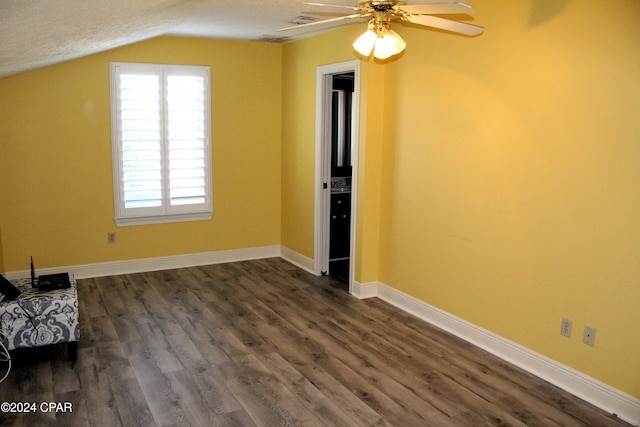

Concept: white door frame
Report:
left=314, top=60, right=361, bottom=293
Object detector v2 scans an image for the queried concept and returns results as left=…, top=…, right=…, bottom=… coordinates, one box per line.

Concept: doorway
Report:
left=314, top=61, right=360, bottom=293
left=328, top=72, right=354, bottom=284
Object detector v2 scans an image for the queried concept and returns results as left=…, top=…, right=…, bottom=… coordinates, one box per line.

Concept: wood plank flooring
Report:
left=0, top=258, right=632, bottom=426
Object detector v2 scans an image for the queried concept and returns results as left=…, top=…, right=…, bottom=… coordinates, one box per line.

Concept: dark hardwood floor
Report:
left=0, top=258, right=631, bottom=426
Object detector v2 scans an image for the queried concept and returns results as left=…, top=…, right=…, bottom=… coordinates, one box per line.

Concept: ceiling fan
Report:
left=278, top=1, right=483, bottom=59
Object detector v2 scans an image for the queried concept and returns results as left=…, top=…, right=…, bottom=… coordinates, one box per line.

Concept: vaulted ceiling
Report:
left=0, top=0, right=355, bottom=79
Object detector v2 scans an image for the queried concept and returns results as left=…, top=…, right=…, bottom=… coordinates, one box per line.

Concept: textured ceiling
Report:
left=0, top=0, right=358, bottom=79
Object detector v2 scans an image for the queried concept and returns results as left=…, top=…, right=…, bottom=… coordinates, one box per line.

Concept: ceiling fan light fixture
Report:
left=352, top=29, right=377, bottom=56
left=353, top=16, right=406, bottom=60
left=373, top=29, right=406, bottom=59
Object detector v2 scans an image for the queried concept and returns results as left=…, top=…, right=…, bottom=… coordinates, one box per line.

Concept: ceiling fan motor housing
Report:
left=358, top=1, right=407, bottom=35
left=358, top=0, right=407, bottom=11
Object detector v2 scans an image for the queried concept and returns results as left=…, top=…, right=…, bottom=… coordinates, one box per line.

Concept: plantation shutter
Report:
left=111, top=63, right=212, bottom=225
left=120, top=71, right=163, bottom=209
left=167, top=74, right=207, bottom=207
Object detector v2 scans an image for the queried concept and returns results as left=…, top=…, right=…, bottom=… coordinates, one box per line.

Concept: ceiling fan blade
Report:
left=400, top=3, right=475, bottom=15
left=277, top=13, right=368, bottom=32
left=303, top=2, right=360, bottom=11
left=408, top=14, right=484, bottom=36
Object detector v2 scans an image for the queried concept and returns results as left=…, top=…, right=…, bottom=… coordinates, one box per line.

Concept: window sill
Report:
left=114, top=211, right=212, bottom=227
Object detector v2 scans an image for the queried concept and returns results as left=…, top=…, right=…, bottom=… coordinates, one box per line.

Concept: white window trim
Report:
left=110, top=62, right=213, bottom=226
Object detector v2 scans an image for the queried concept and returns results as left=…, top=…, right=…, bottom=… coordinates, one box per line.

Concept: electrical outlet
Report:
left=560, top=317, right=572, bottom=338
left=107, top=232, right=116, bottom=244
left=583, top=325, right=596, bottom=346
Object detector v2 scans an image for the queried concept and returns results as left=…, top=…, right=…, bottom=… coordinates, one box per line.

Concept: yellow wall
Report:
left=354, top=61, right=386, bottom=284
left=281, top=0, right=639, bottom=400
left=280, top=36, right=322, bottom=259
left=376, top=0, right=640, bottom=397
left=0, top=37, right=282, bottom=271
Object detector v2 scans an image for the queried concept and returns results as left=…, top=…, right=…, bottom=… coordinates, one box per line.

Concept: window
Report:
left=110, top=62, right=212, bottom=226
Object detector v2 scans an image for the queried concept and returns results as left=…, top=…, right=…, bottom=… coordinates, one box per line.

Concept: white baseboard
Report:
left=351, top=280, right=378, bottom=299
left=367, top=281, right=639, bottom=426
left=280, top=246, right=315, bottom=274
left=5, top=245, right=281, bottom=280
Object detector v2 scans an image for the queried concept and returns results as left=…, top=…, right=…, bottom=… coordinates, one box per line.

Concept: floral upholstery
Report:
left=0, top=275, right=79, bottom=351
